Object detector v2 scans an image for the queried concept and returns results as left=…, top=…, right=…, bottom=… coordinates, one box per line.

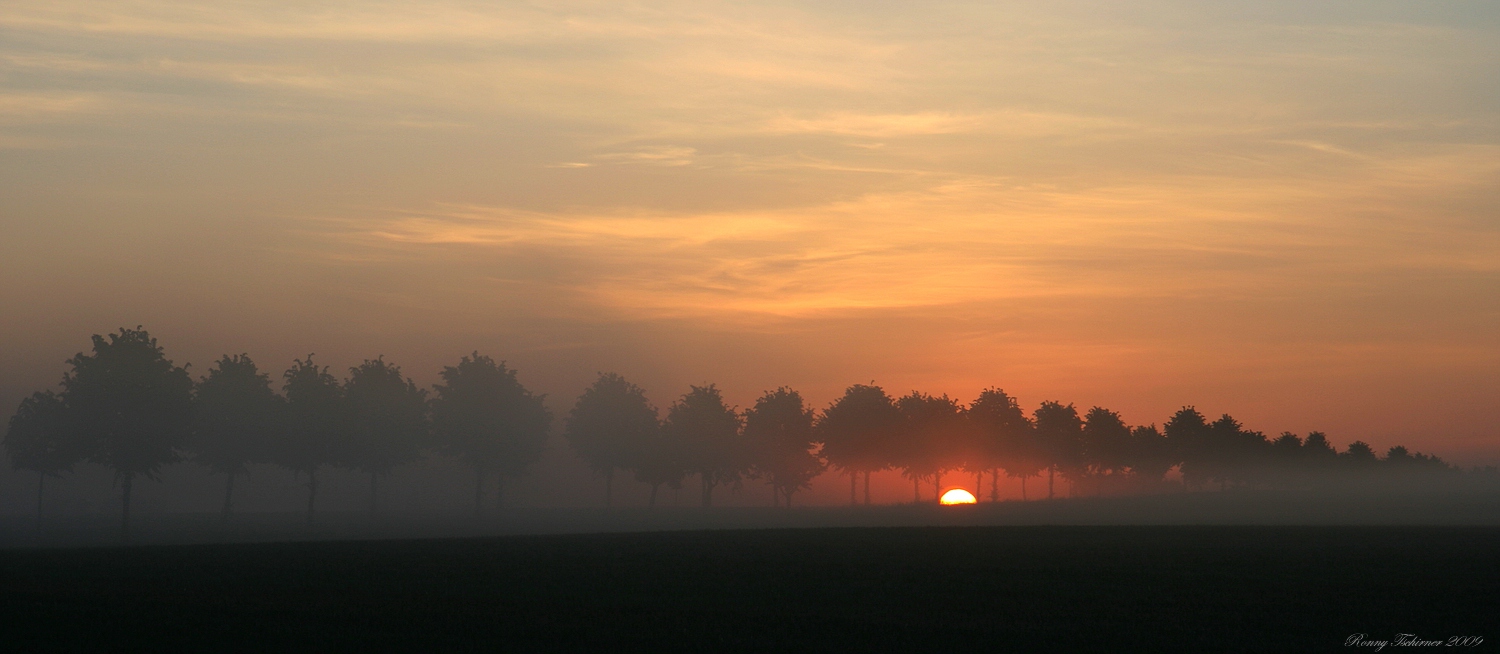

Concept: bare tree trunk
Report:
left=975, top=471, right=983, bottom=500
left=649, top=482, right=659, bottom=508
left=863, top=471, right=871, bottom=506
left=1047, top=466, right=1054, bottom=499
left=306, top=468, right=319, bottom=524
left=990, top=469, right=1000, bottom=502
left=934, top=472, right=942, bottom=503
left=121, top=472, right=133, bottom=541
left=221, top=471, right=235, bottom=521
left=605, top=469, right=614, bottom=508
left=849, top=471, right=857, bottom=505
left=474, top=465, right=485, bottom=516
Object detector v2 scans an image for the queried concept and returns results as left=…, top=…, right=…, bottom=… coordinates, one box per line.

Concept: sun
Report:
left=939, top=488, right=977, bottom=505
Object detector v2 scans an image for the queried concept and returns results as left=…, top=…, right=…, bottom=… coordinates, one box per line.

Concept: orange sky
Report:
left=2, top=0, right=1498, bottom=469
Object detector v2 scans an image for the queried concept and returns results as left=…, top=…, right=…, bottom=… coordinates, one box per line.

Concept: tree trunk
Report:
left=306, top=468, right=319, bottom=524
left=849, top=471, right=857, bottom=505
left=474, top=465, right=485, bottom=516
left=913, top=478, right=920, bottom=503
left=785, top=488, right=793, bottom=508
left=605, top=469, right=614, bottom=508
left=221, top=471, right=235, bottom=521
left=649, top=482, right=659, bottom=508
left=934, top=472, right=942, bottom=504
left=702, top=476, right=714, bottom=508
left=771, top=483, right=779, bottom=507
left=990, top=469, right=1000, bottom=502
left=1021, top=476, right=1028, bottom=501
left=863, top=471, right=871, bottom=506
left=369, top=472, right=379, bottom=514
left=1047, top=466, right=1054, bottom=499
left=975, top=471, right=983, bottom=500
left=121, top=472, right=133, bottom=541
left=36, top=472, right=45, bottom=530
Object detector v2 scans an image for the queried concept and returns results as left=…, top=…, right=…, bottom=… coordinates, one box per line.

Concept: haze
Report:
left=3, top=0, right=1498, bottom=483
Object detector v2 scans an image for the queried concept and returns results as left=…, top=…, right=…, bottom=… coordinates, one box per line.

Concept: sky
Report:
left=3, top=0, right=1498, bottom=470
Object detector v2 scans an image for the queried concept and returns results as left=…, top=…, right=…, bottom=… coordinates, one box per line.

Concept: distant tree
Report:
left=1340, top=440, right=1378, bottom=472
left=566, top=373, right=658, bottom=507
left=5, top=390, right=84, bottom=525
left=1301, top=431, right=1337, bottom=468
left=1269, top=432, right=1303, bottom=486
left=1033, top=401, right=1083, bottom=499
left=1164, top=407, right=1210, bottom=490
left=665, top=385, right=746, bottom=507
left=278, top=356, right=347, bottom=523
left=189, top=354, right=282, bottom=520
left=968, top=388, right=1032, bottom=501
left=430, top=353, right=552, bottom=515
left=744, top=388, right=823, bottom=507
left=816, top=384, right=899, bottom=505
left=62, top=328, right=193, bottom=538
left=895, top=392, right=967, bottom=503
left=344, top=358, right=429, bottom=513
left=1081, top=407, right=1132, bottom=495
left=1124, top=424, right=1173, bottom=489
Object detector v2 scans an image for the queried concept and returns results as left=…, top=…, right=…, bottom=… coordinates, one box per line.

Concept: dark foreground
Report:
left=3, top=527, right=1496, bottom=652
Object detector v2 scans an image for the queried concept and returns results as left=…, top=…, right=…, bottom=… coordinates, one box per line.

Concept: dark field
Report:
left=3, top=526, right=1496, bottom=652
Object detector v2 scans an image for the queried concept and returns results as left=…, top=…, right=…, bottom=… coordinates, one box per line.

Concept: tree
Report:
left=278, top=356, right=347, bottom=523
left=566, top=373, right=658, bottom=507
left=430, top=353, right=552, bottom=515
left=744, top=388, right=824, bottom=508
left=1164, top=407, right=1209, bottom=490
left=816, top=384, right=899, bottom=505
left=1124, top=424, right=1173, bottom=489
left=62, top=328, right=193, bottom=538
left=633, top=425, right=686, bottom=508
left=665, top=384, right=745, bottom=507
left=894, top=392, right=968, bottom=503
left=1033, top=401, right=1083, bottom=499
left=969, top=388, right=1033, bottom=501
left=5, top=390, right=83, bottom=526
left=344, top=357, right=429, bottom=513
left=1081, top=406, right=1132, bottom=495
left=189, top=354, right=282, bottom=520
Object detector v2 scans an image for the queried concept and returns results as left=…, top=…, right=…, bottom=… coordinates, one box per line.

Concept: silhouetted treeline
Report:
left=5, top=328, right=1496, bottom=533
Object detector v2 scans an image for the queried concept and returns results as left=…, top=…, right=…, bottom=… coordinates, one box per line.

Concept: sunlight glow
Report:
left=940, top=488, right=977, bottom=505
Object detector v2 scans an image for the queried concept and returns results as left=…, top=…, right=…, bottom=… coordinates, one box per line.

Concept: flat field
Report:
left=2, top=526, right=1495, bottom=652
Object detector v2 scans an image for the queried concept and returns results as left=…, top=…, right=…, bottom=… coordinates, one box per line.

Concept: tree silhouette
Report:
left=895, top=392, right=967, bottom=503
left=1125, top=424, right=1172, bottom=489
left=1164, top=407, right=1210, bottom=490
left=665, top=385, right=745, bottom=507
left=1033, top=401, right=1083, bottom=499
left=566, top=373, right=657, bottom=507
left=344, top=358, right=429, bottom=513
left=189, top=354, right=282, bottom=520
left=5, top=390, right=83, bottom=526
left=817, top=384, right=899, bottom=505
left=430, top=353, right=552, bottom=515
left=968, top=388, right=1032, bottom=501
left=1081, top=406, right=1131, bottom=495
left=744, top=388, right=824, bottom=508
left=278, top=356, right=347, bottom=523
left=633, top=424, right=685, bottom=508
left=62, top=328, right=193, bottom=538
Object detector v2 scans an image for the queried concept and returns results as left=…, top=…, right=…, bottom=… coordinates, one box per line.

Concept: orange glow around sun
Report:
left=939, top=488, right=977, bottom=505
